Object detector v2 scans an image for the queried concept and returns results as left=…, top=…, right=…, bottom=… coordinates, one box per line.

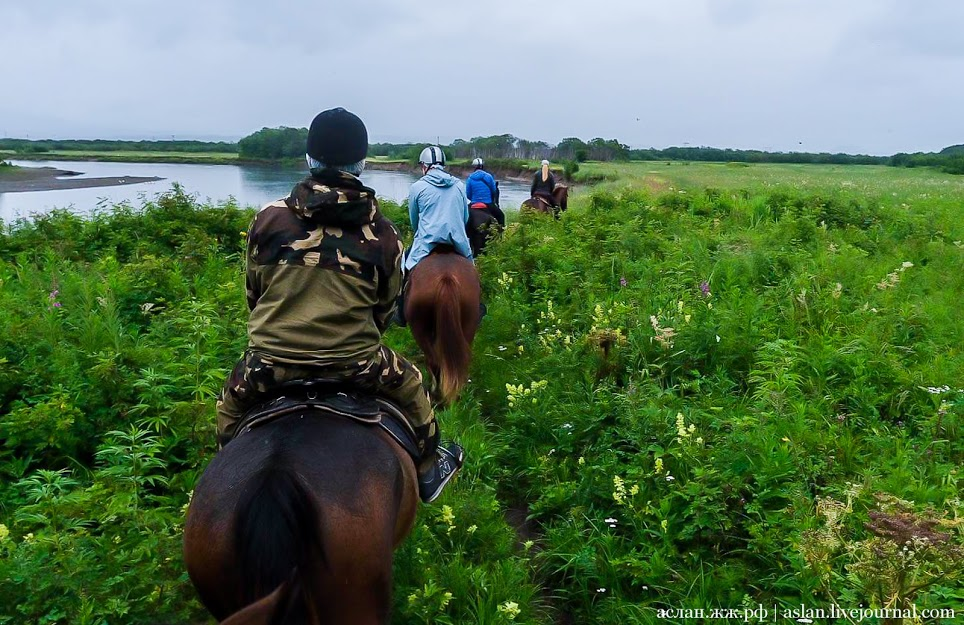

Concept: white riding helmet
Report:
left=472, top=157, right=484, bottom=168
left=418, top=146, right=446, bottom=166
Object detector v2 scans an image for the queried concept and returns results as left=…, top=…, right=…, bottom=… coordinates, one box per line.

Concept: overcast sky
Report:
left=1, top=1, right=962, bottom=155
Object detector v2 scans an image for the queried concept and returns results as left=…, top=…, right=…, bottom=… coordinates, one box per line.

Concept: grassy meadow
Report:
left=0, top=161, right=962, bottom=624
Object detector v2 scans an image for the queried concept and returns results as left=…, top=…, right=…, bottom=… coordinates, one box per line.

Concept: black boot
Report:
left=394, top=276, right=409, bottom=327
left=393, top=295, right=407, bottom=327
left=418, top=442, right=465, bottom=503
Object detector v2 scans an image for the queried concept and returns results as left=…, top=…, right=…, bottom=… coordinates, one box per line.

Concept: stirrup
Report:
left=418, top=443, right=464, bottom=503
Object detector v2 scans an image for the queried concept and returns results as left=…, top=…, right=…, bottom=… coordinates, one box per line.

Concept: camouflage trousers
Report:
left=215, top=347, right=437, bottom=455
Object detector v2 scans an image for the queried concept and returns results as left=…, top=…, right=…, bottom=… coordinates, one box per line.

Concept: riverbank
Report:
left=2, top=151, right=239, bottom=165
left=0, top=164, right=162, bottom=193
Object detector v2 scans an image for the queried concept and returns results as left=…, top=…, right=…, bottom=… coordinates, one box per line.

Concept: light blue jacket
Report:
left=405, top=166, right=473, bottom=271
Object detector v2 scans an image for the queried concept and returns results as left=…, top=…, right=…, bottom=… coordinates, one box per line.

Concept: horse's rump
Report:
left=466, top=209, right=500, bottom=257
left=404, top=253, right=480, bottom=405
left=184, top=412, right=417, bottom=623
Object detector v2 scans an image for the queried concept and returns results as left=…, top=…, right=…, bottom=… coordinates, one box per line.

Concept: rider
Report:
left=216, top=108, right=463, bottom=503
left=395, top=145, right=474, bottom=325
left=464, top=157, right=505, bottom=227
left=530, top=159, right=557, bottom=206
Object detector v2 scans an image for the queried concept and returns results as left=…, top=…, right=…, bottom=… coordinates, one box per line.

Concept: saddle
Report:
left=234, top=378, right=421, bottom=461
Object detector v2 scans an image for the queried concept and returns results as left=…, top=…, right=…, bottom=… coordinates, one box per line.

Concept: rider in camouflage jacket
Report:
left=216, top=108, right=463, bottom=503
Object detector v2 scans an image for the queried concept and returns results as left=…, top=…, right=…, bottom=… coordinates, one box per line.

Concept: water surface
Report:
left=0, top=160, right=531, bottom=222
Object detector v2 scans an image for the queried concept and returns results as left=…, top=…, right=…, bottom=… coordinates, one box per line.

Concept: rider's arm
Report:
left=530, top=174, right=538, bottom=195
left=408, top=186, right=420, bottom=233
left=373, top=228, right=403, bottom=333
left=486, top=172, right=497, bottom=197
left=458, top=182, right=469, bottom=224
left=244, top=217, right=261, bottom=311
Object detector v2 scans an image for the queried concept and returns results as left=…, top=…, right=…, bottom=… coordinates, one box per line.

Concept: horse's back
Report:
left=193, top=415, right=408, bottom=515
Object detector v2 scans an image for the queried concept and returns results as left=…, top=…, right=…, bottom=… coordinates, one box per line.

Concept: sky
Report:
left=1, top=0, right=962, bottom=156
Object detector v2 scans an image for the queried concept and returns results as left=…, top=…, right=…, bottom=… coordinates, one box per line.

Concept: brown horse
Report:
left=520, top=184, right=569, bottom=218
left=404, top=247, right=481, bottom=405
left=183, top=412, right=418, bottom=624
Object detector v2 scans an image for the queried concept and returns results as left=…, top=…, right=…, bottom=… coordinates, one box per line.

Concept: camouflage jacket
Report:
left=245, top=170, right=404, bottom=366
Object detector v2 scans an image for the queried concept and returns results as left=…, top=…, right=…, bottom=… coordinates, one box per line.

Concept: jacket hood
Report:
left=469, top=170, right=489, bottom=181
left=422, top=167, right=457, bottom=188
left=286, top=170, right=379, bottom=225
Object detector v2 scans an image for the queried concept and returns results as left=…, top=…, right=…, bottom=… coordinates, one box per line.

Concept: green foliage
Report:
left=237, top=126, right=308, bottom=160
left=1, top=168, right=962, bottom=623
left=562, top=160, right=579, bottom=181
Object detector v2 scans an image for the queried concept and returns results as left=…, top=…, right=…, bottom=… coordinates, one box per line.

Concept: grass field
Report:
left=580, top=159, right=964, bottom=194
left=0, top=163, right=962, bottom=623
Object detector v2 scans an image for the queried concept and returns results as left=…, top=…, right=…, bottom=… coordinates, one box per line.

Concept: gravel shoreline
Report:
left=0, top=165, right=163, bottom=193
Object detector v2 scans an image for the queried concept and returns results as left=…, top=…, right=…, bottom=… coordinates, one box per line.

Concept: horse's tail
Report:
left=230, top=463, right=326, bottom=624
left=434, top=274, right=472, bottom=405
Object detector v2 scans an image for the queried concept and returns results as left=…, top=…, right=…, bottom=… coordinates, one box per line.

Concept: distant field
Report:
left=579, top=160, right=964, bottom=196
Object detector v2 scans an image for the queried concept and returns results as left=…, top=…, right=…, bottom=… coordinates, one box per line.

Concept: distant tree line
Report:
left=237, top=127, right=308, bottom=160
left=889, top=145, right=964, bottom=175
left=0, top=139, right=237, bottom=153
left=6, top=129, right=963, bottom=175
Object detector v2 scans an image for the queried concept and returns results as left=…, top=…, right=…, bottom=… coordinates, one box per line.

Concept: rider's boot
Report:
left=418, top=442, right=465, bottom=503
left=393, top=294, right=407, bottom=327
left=393, top=274, right=409, bottom=327
left=413, top=422, right=464, bottom=503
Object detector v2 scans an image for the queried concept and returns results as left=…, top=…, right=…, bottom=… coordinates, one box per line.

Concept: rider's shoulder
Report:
left=258, top=197, right=290, bottom=214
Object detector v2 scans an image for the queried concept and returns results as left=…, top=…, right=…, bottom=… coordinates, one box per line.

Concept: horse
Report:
left=520, top=184, right=569, bottom=218
left=466, top=204, right=501, bottom=257
left=183, top=409, right=418, bottom=624
left=404, top=247, right=481, bottom=405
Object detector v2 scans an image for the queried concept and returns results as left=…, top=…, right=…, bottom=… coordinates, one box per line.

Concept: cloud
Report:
left=1, top=1, right=962, bottom=153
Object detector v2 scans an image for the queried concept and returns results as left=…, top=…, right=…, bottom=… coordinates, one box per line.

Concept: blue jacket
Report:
left=465, top=169, right=497, bottom=205
left=406, top=166, right=473, bottom=271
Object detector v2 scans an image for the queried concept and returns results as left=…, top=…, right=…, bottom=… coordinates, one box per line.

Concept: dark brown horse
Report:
left=404, top=247, right=481, bottom=405
left=520, top=184, right=569, bottom=218
left=466, top=206, right=501, bottom=257
left=183, top=413, right=418, bottom=624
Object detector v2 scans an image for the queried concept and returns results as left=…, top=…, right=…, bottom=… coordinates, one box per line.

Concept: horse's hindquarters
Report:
left=184, top=414, right=417, bottom=623
left=405, top=254, right=481, bottom=405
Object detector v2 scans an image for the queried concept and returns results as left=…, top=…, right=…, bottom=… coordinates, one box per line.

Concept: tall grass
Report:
left=1, top=167, right=962, bottom=623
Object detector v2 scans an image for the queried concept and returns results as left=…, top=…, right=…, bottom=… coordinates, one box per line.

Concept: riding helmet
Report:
left=418, top=146, right=446, bottom=166
left=306, top=107, right=368, bottom=166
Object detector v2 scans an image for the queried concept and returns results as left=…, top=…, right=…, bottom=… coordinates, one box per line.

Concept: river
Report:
left=0, top=160, right=533, bottom=222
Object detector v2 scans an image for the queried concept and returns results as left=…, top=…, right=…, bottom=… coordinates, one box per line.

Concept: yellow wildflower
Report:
left=498, top=601, right=521, bottom=620
left=441, top=505, right=455, bottom=525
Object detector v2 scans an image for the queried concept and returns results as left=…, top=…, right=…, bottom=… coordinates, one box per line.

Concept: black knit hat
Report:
left=306, top=107, right=368, bottom=166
